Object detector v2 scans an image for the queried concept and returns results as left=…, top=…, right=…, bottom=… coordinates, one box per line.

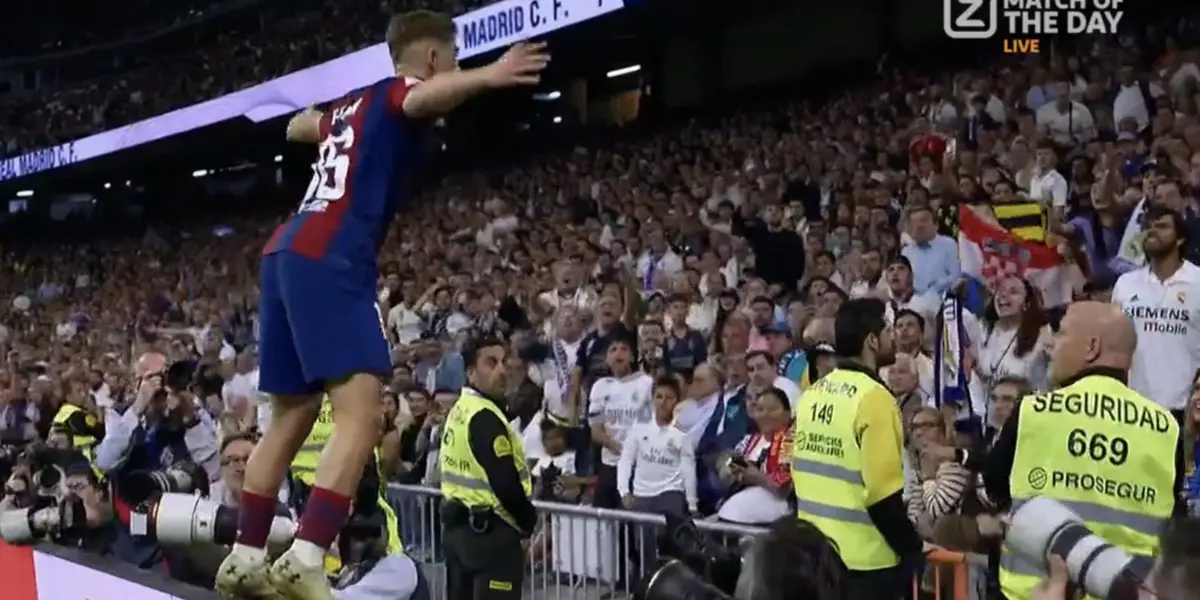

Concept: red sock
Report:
left=294, top=486, right=352, bottom=551
left=235, top=490, right=279, bottom=549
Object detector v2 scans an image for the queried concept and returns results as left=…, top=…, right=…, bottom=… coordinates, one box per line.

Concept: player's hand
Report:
left=486, top=42, right=550, bottom=87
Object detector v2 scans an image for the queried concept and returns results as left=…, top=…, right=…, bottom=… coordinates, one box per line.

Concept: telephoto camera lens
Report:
left=119, top=463, right=210, bottom=506
left=1006, top=497, right=1154, bottom=600
left=149, top=493, right=294, bottom=548
left=0, top=495, right=87, bottom=544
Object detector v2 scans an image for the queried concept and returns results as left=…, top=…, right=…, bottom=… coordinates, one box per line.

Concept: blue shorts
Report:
left=258, top=251, right=390, bottom=396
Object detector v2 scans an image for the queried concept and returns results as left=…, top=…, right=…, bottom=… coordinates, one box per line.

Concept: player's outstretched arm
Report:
left=402, top=42, right=549, bottom=119
left=286, top=107, right=324, bottom=143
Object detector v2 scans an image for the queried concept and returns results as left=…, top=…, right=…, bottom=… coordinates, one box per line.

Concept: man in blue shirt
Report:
left=411, top=332, right=465, bottom=394
left=901, top=205, right=961, bottom=295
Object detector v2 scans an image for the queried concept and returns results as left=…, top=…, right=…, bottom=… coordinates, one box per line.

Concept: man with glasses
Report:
left=212, top=432, right=260, bottom=508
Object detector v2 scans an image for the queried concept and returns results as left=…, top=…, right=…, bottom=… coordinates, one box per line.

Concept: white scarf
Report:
left=549, top=338, right=573, bottom=420
left=1117, top=197, right=1148, bottom=267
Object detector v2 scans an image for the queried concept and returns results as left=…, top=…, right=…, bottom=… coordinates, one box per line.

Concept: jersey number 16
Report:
left=299, top=121, right=356, bottom=213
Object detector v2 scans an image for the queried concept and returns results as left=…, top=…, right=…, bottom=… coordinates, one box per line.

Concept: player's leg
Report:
left=268, top=255, right=391, bottom=599
left=217, top=253, right=321, bottom=600
left=287, top=373, right=382, bottom=553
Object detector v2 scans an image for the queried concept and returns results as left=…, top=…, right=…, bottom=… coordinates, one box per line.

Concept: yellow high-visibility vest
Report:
left=293, top=398, right=403, bottom=571
left=53, top=404, right=98, bottom=464
left=792, top=369, right=900, bottom=571
left=999, top=375, right=1177, bottom=600
left=439, top=387, right=531, bottom=530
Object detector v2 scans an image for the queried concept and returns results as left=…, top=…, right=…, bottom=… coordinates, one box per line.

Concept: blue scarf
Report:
left=643, top=252, right=664, bottom=290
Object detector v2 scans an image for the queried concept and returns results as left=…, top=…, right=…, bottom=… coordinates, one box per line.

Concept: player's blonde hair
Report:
left=385, top=10, right=456, bottom=62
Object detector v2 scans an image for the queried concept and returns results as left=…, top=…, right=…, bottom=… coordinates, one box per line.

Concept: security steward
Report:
left=439, top=335, right=536, bottom=600
left=292, top=395, right=404, bottom=574
left=985, top=302, right=1185, bottom=600
left=53, top=395, right=105, bottom=465
left=791, top=298, right=924, bottom=600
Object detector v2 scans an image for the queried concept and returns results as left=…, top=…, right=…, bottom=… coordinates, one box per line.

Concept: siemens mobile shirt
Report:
left=1112, top=261, right=1200, bottom=411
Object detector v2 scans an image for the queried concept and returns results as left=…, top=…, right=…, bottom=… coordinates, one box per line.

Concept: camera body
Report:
left=636, top=515, right=745, bottom=600
left=117, top=461, right=210, bottom=507
left=0, top=447, right=96, bottom=544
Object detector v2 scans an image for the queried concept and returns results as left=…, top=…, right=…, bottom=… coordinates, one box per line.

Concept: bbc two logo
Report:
left=943, top=0, right=1124, bottom=53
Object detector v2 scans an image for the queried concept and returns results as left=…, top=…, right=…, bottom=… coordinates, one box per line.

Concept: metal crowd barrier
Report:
left=386, top=483, right=764, bottom=599
left=385, top=483, right=991, bottom=600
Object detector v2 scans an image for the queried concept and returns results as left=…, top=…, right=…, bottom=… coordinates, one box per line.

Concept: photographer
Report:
left=0, top=446, right=141, bottom=566
left=90, top=358, right=219, bottom=570
left=93, top=359, right=220, bottom=485
left=329, top=512, right=430, bottom=600
left=1, top=440, right=87, bottom=512
left=638, top=516, right=848, bottom=600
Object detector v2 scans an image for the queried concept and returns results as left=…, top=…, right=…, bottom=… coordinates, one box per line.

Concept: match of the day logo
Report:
left=943, top=0, right=1124, bottom=53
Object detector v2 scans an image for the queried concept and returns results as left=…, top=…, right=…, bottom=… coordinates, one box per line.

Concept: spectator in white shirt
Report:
left=674, top=363, right=726, bottom=449
left=882, top=256, right=940, bottom=326
left=925, top=85, right=958, bottom=128
left=848, top=248, right=887, bottom=299
left=974, top=276, right=1053, bottom=401
left=1113, top=64, right=1166, bottom=133
left=386, top=281, right=425, bottom=346
left=879, top=309, right=935, bottom=403
left=537, top=307, right=586, bottom=425
left=221, top=349, right=261, bottom=430
left=618, top=376, right=697, bottom=515
left=531, top=419, right=586, bottom=503
left=965, top=77, right=1007, bottom=123
left=1112, top=205, right=1200, bottom=418
left=637, top=228, right=684, bottom=293
left=1029, top=140, right=1070, bottom=224
left=1035, top=81, right=1097, bottom=148
left=588, top=337, right=654, bottom=508
left=537, top=262, right=598, bottom=319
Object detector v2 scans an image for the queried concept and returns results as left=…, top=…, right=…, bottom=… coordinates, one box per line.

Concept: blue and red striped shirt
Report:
left=263, top=76, right=429, bottom=268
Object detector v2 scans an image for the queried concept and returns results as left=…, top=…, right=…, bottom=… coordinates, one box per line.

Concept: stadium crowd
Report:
left=5, top=2, right=1200, bottom=599
left=0, top=0, right=493, bottom=157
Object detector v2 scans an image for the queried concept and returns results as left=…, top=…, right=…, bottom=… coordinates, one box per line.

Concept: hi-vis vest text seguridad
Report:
left=791, top=368, right=899, bottom=571
left=439, top=388, right=531, bottom=531
left=1000, top=375, right=1177, bottom=600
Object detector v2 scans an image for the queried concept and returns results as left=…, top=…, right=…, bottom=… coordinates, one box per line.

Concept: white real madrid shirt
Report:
left=1112, top=261, right=1200, bottom=411
left=587, top=372, right=654, bottom=466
